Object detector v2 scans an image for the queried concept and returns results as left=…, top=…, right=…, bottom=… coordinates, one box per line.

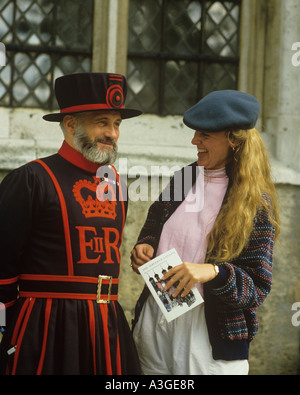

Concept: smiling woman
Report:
left=131, top=89, right=279, bottom=375
left=191, top=130, right=233, bottom=170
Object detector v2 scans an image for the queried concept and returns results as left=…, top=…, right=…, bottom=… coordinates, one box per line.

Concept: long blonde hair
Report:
left=206, top=128, right=280, bottom=263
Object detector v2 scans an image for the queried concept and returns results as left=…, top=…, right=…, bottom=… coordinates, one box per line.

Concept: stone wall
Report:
left=239, top=184, right=300, bottom=375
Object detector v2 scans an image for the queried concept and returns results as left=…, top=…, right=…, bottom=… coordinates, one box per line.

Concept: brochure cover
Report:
left=138, top=248, right=204, bottom=322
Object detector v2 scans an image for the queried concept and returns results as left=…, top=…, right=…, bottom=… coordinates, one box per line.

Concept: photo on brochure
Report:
left=138, top=248, right=204, bottom=322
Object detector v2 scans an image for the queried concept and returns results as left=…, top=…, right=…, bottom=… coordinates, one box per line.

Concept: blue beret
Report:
left=183, top=90, right=260, bottom=132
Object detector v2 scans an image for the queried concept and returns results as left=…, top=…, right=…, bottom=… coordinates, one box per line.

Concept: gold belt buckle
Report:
left=97, top=275, right=112, bottom=304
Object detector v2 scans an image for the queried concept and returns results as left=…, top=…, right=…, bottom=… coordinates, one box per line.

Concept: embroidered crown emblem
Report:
left=73, top=177, right=117, bottom=219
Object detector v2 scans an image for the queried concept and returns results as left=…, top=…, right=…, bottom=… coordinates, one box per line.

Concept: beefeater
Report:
left=0, top=72, right=142, bottom=375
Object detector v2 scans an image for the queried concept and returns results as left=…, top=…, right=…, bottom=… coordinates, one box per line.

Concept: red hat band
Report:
left=60, top=103, right=125, bottom=114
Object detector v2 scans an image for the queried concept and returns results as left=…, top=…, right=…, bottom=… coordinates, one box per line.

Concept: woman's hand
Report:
left=130, top=244, right=154, bottom=274
left=162, top=262, right=217, bottom=297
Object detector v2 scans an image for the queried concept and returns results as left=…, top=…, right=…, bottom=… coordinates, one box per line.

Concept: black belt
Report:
left=18, top=274, right=119, bottom=303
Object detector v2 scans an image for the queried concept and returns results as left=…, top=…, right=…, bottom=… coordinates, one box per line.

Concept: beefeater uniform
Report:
left=0, top=72, right=142, bottom=375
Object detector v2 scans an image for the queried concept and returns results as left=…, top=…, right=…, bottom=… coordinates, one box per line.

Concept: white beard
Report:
left=73, top=124, right=118, bottom=165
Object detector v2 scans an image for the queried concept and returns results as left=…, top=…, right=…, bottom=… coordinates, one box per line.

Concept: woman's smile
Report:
left=192, top=131, right=232, bottom=169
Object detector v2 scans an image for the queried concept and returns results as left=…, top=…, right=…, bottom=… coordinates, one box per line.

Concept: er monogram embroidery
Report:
left=73, top=177, right=117, bottom=219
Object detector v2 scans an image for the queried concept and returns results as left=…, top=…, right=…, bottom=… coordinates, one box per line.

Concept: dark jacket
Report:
left=132, top=162, right=275, bottom=361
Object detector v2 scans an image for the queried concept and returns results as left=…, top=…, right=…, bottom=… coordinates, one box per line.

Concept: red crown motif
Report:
left=73, top=177, right=117, bottom=219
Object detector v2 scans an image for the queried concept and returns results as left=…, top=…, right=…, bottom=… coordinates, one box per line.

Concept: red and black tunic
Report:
left=0, top=141, right=141, bottom=375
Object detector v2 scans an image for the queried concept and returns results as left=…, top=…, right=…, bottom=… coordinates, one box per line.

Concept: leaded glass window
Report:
left=127, top=0, right=241, bottom=116
left=0, top=0, right=94, bottom=109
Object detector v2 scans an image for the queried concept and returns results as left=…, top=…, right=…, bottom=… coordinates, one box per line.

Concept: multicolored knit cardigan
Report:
left=132, top=162, right=275, bottom=361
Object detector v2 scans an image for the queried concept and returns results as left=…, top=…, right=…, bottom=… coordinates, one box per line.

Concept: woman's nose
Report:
left=191, top=131, right=201, bottom=145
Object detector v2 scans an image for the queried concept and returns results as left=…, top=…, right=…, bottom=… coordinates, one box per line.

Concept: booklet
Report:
left=138, top=248, right=204, bottom=322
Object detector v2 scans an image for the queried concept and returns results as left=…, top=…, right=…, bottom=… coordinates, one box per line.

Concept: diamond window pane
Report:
left=34, top=80, right=51, bottom=103
left=126, top=59, right=160, bottom=114
left=165, top=0, right=202, bottom=56
left=163, top=60, right=199, bottom=114
left=0, top=0, right=94, bottom=110
left=128, top=0, right=162, bottom=53
left=13, top=79, right=30, bottom=102
left=128, top=0, right=241, bottom=116
left=0, top=1, right=14, bottom=42
left=55, top=0, right=94, bottom=50
left=0, top=58, right=12, bottom=105
left=55, top=55, right=92, bottom=75
left=202, top=62, right=238, bottom=94
left=204, top=1, right=240, bottom=56
left=11, top=52, right=51, bottom=107
left=14, top=1, right=55, bottom=46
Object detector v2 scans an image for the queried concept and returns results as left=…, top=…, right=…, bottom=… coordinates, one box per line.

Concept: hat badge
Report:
left=106, top=74, right=124, bottom=109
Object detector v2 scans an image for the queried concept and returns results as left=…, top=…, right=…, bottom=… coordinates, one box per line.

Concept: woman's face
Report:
left=191, top=130, right=232, bottom=170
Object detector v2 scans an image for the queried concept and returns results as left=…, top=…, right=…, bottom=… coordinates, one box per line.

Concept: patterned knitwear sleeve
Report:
left=207, top=204, right=275, bottom=310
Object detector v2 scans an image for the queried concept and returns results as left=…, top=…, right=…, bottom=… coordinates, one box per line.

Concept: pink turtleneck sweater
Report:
left=156, top=167, right=229, bottom=297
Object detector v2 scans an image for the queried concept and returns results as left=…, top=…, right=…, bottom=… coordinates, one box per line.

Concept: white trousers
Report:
left=133, top=296, right=249, bottom=375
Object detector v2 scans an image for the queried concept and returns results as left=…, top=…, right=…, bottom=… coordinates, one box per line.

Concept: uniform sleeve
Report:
left=0, top=165, right=41, bottom=325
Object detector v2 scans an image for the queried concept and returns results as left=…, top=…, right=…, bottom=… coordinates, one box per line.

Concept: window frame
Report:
left=127, top=0, right=242, bottom=116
